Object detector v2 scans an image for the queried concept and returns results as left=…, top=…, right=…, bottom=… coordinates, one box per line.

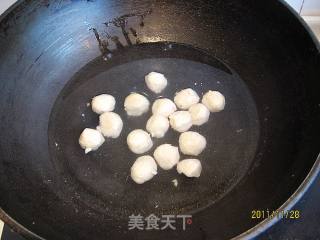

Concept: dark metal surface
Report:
left=3, top=172, right=320, bottom=240
left=0, top=0, right=319, bottom=239
left=260, top=172, right=320, bottom=239
left=48, top=44, right=259, bottom=221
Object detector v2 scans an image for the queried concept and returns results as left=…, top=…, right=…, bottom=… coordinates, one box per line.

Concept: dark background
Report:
left=2, top=173, right=320, bottom=239
left=0, top=0, right=319, bottom=239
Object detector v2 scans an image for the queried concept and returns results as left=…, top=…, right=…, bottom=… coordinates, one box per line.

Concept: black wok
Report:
left=0, top=0, right=319, bottom=239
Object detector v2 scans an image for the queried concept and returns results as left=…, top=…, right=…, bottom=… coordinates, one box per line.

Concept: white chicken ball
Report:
left=169, top=111, right=192, bottom=132
left=124, top=93, right=150, bottom=116
left=146, top=115, right=169, bottom=138
left=189, top=103, right=210, bottom=126
left=127, top=129, right=153, bottom=154
left=177, top=159, right=202, bottom=178
left=145, top=72, right=168, bottom=94
left=153, top=144, right=180, bottom=170
left=152, top=98, right=177, bottom=117
left=79, top=128, right=105, bottom=154
left=174, top=88, right=200, bottom=110
left=131, top=155, right=157, bottom=184
left=202, top=90, right=225, bottom=112
left=91, top=94, right=115, bottom=114
left=97, top=112, right=123, bottom=138
left=179, top=131, right=207, bottom=156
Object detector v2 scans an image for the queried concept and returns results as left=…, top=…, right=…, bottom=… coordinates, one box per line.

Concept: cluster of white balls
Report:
left=127, top=72, right=225, bottom=184
left=78, top=71, right=225, bottom=185
left=79, top=94, right=123, bottom=154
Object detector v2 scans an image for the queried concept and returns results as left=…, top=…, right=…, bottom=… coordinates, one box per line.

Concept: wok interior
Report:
left=48, top=45, right=260, bottom=219
left=0, top=0, right=319, bottom=239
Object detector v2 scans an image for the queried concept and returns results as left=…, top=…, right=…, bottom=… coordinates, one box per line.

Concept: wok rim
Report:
left=0, top=0, right=319, bottom=239
left=233, top=0, right=320, bottom=238
left=1, top=156, right=319, bottom=240
left=231, top=155, right=320, bottom=240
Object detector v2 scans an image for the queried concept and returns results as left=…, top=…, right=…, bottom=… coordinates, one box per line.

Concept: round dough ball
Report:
left=153, top=144, right=180, bottom=170
left=179, top=131, right=206, bottom=156
left=146, top=115, right=169, bottom=138
left=124, top=93, right=150, bottom=116
left=145, top=72, right=168, bottom=94
left=174, top=88, right=200, bottom=110
left=169, top=111, right=192, bottom=132
left=131, top=155, right=157, bottom=184
left=97, top=112, right=123, bottom=138
left=177, top=159, right=202, bottom=178
left=79, top=128, right=105, bottom=154
left=127, top=129, right=153, bottom=154
left=152, top=98, right=177, bottom=117
left=202, top=90, right=225, bottom=112
left=91, top=94, right=115, bottom=114
left=189, top=103, right=210, bottom=126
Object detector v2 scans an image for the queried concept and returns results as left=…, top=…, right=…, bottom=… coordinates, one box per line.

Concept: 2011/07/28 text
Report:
left=251, top=210, right=300, bottom=219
